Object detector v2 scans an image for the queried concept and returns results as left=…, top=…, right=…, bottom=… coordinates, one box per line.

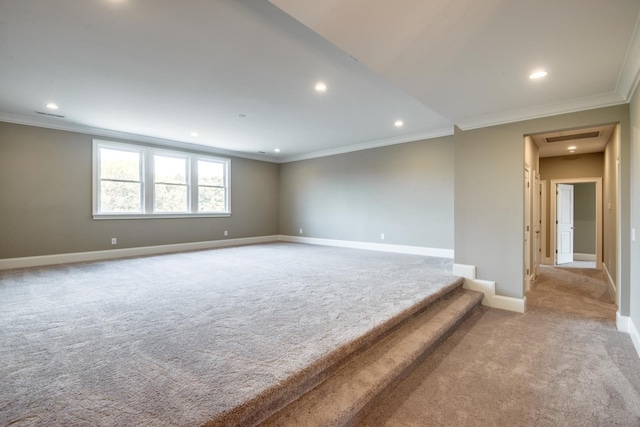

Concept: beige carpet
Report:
left=0, top=242, right=458, bottom=426
left=360, top=266, right=640, bottom=426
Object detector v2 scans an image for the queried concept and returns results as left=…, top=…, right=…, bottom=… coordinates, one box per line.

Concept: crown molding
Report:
left=616, top=11, right=640, bottom=101
left=279, top=126, right=454, bottom=163
left=455, top=92, right=627, bottom=131
left=0, top=112, right=277, bottom=163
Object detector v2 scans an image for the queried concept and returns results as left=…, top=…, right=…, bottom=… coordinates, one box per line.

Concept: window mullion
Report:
left=191, top=155, right=198, bottom=213
left=144, top=149, right=153, bottom=214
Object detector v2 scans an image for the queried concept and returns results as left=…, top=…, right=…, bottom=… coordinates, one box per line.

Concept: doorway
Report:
left=550, top=178, right=602, bottom=269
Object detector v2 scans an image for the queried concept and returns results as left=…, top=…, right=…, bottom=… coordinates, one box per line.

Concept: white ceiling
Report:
left=1, top=0, right=639, bottom=163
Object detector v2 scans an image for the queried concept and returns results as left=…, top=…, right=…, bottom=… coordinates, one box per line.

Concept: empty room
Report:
left=2, top=1, right=640, bottom=426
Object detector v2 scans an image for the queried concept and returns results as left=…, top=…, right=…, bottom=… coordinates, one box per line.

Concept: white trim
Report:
left=550, top=178, right=603, bottom=269
left=526, top=273, right=534, bottom=294
left=628, top=317, right=640, bottom=359
left=278, top=235, right=454, bottom=258
left=540, top=179, right=548, bottom=262
left=279, top=126, right=454, bottom=163
left=524, top=164, right=532, bottom=294
left=617, top=311, right=629, bottom=332
left=0, top=113, right=273, bottom=163
left=573, top=253, right=596, bottom=261
left=603, top=262, right=617, bottom=300
left=452, top=264, right=476, bottom=279
left=616, top=312, right=640, bottom=359
left=92, top=213, right=232, bottom=220
left=0, top=236, right=279, bottom=270
left=0, top=113, right=455, bottom=165
left=453, top=263, right=527, bottom=313
left=616, top=10, right=640, bottom=101
left=456, top=92, right=626, bottom=131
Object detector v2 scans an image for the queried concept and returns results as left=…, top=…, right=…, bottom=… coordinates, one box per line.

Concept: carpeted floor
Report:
left=0, top=242, right=457, bottom=426
left=360, top=266, right=640, bottom=426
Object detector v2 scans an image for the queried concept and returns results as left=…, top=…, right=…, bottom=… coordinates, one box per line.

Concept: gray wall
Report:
left=279, top=137, right=454, bottom=249
left=629, top=84, right=640, bottom=332
left=573, top=182, right=596, bottom=255
left=454, top=125, right=524, bottom=298
left=454, top=104, right=630, bottom=302
left=0, top=122, right=280, bottom=258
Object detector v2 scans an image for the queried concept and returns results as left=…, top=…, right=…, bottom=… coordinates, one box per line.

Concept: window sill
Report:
left=92, top=213, right=231, bottom=220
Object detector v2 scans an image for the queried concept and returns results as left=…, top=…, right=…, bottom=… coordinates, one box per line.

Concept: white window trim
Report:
left=92, top=139, right=231, bottom=220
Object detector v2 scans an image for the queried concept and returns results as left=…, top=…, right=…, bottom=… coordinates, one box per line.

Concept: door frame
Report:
left=540, top=180, right=552, bottom=265
left=524, top=166, right=532, bottom=292
left=550, top=177, right=602, bottom=269
left=533, top=171, right=541, bottom=277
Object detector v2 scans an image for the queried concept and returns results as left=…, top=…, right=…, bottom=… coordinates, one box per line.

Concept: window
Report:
left=93, top=140, right=230, bottom=219
left=154, top=155, right=188, bottom=213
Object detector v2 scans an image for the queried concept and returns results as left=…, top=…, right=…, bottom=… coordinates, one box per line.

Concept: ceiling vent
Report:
left=545, top=131, right=599, bottom=143
left=35, top=110, right=65, bottom=118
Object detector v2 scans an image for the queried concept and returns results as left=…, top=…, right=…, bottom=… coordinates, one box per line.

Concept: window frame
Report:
left=92, top=139, right=231, bottom=220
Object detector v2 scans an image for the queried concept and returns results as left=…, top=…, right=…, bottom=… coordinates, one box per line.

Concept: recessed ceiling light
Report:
left=274, top=148, right=281, bottom=153
left=46, top=103, right=59, bottom=110
left=315, top=82, right=327, bottom=93
left=529, top=70, right=548, bottom=80
left=190, top=132, right=199, bottom=137
left=394, top=120, right=404, bottom=127
left=567, top=145, right=577, bottom=150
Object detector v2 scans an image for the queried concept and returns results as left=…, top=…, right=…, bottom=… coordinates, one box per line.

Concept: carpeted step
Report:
left=260, top=287, right=483, bottom=426
left=207, top=277, right=467, bottom=427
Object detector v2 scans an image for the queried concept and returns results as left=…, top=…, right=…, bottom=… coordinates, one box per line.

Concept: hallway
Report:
left=528, top=265, right=615, bottom=321
left=360, top=266, right=640, bottom=426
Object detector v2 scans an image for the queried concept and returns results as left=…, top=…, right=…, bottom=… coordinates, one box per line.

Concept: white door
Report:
left=556, top=184, right=574, bottom=265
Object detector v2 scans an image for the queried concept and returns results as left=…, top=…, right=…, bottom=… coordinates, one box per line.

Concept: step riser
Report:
left=349, top=299, right=481, bottom=426
left=208, top=278, right=466, bottom=426
left=262, top=288, right=483, bottom=426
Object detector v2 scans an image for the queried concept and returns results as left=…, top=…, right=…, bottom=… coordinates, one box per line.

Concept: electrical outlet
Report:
left=111, top=238, right=117, bottom=245
left=224, top=230, right=228, bottom=236
left=299, top=228, right=303, bottom=234
left=381, top=233, right=385, bottom=240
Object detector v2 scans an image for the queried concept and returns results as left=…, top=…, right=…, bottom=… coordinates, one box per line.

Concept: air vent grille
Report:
left=545, top=131, right=599, bottom=143
left=35, top=111, right=65, bottom=118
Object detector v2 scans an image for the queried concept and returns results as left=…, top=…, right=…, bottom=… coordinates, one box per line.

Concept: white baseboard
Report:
left=617, top=312, right=640, bottom=358
left=629, top=317, right=640, bottom=359
left=452, top=264, right=476, bottom=279
left=0, top=235, right=280, bottom=270
left=573, top=253, right=596, bottom=261
left=279, top=235, right=454, bottom=258
left=0, top=235, right=454, bottom=270
left=603, top=263, right=617, bottom=300
left=453, top=263, right=526, bottom=313
left=617, top=311, right=629, bottom=332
